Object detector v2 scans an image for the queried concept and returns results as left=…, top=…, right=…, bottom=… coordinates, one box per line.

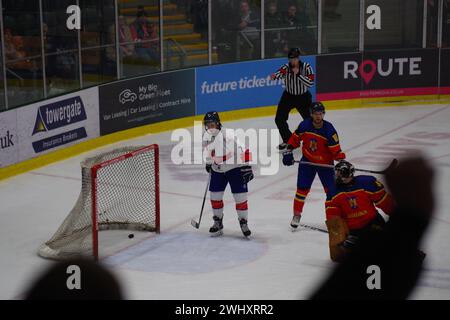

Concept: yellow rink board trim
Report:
left=1, top=95, right=449, bottom=181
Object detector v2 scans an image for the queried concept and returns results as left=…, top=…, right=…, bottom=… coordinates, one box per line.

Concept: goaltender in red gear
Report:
left=325, top=160, right=395, bottom=262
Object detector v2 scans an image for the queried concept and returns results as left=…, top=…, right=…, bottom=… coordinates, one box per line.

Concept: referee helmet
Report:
left=288, top=47, right=301, bottom=59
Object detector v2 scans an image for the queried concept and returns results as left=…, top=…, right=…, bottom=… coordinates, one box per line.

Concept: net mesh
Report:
left=38, top=145, right=158, bottom=260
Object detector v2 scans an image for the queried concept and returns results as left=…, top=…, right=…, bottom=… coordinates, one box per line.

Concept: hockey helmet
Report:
left=310, top=101, right=325, bottom=114
left=288, top=47, right=301, bottom=59
left=335, top=160, right=355, bottom=184
left=203, top=111, right=222, bottom=131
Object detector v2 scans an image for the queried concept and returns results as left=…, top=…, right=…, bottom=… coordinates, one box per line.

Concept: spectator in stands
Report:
left=109, top=15, right=135, bottom=61
left=25, top=259, right=124, bottom=300
left=130, top=6, right=159, bottom=63
left=265, top=1, right=284, bottom=57
left=311, top=154, right=434, bottom=300
left=104, top=16, right=134, bottom=78
left=281, top=3, right=315, bottom=55
left=4, top=27, right=35, bottom=71
left=236, top=1, right=260, bottom=37
left=266, top=1, right=283, bottom=27
left=235, top=0, right=261, bottom=60
left=4, top=28, right=19, bottom=62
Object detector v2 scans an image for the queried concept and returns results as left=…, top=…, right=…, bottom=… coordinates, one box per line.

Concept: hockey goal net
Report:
left=38, top=144, right=160, bottom=260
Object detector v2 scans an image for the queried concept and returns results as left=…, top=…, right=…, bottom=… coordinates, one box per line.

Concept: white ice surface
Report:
left=1, top=103, right=450, bottom=299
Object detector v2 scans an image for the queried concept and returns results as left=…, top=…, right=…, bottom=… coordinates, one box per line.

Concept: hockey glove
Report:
left=206, top=164, right=212, bottom=173
left=334, top=152, right=346, bottom=160
left=241, top=165, right=254, bottom=184
left=282, top=150, right=294, bottom=166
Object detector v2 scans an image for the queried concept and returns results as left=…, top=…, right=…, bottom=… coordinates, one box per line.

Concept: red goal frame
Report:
left=90, top=144, right=160, bottom=260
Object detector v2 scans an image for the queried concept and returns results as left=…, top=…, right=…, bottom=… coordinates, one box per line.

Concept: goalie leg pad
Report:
left=326, top=216, right=349, bottom=262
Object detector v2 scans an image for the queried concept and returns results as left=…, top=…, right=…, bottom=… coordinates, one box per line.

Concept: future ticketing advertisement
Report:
left=196, top=56, right=316, bottom=114
left=16, top=87, right=100, bottom=161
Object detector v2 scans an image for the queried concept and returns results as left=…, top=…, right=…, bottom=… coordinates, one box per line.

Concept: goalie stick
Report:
left=293, top=158, right=398, bottom=174
left=299, top=223, right=328, bottom=233
left=191, top=173, right=211, bottom=229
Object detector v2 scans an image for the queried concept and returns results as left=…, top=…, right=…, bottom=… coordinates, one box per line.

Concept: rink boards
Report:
left=1, top=48, right=450, bottom=180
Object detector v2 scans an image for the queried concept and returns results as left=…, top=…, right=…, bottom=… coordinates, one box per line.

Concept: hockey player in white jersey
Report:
left=203, top=111, right=253, bottom=237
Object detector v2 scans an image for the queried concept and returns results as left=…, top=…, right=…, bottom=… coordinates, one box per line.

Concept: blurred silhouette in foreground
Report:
left=25, top=259, right=123, bottom=300
left=312, top=154, right=434, bottom=299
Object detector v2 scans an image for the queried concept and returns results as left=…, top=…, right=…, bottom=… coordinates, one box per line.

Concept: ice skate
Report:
left=239, top=219, right=251, bottom=238
left=290, top=215, right=301, bottom=231
left=209, top=216, right=223, bottom=237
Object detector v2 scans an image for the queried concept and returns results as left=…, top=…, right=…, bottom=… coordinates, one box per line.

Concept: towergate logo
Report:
left=32, top=96, right=87, bottom=135
left=344, top=57, right=422, bottom=84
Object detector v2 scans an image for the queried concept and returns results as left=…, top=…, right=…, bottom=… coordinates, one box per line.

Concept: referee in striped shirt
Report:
left=270, top=47, right=314, bottom=150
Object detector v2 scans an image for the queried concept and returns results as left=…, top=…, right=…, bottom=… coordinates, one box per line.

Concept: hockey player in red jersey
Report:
left=325, top=160, right=395, bottom=262
left=282, top=102, right=346, bottom=229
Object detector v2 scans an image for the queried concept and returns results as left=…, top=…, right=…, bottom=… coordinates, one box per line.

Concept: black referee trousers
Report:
left=275, top=90, right=312, bottom=143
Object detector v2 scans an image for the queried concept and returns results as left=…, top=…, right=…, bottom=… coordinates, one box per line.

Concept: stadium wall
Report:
left=1, top=48, right=449, bottom=180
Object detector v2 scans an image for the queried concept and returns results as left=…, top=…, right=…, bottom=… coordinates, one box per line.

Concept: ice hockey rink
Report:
left=1, top=102, right=450, bottom=300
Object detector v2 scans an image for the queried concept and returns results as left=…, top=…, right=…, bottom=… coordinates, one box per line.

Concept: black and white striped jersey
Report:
left=272, top=61, right=314, bottom=95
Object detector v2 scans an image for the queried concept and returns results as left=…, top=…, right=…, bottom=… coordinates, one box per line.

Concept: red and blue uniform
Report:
left=287, top=118, right=346, bottom=216
left=326, top=175, right=394, bottom=231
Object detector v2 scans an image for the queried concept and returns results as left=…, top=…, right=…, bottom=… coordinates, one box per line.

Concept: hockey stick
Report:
left=191, top=173, right=211, bottom=229
left=293, top=159, right=398, bottom=174
left=299, top=223, right=328, bottom=233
